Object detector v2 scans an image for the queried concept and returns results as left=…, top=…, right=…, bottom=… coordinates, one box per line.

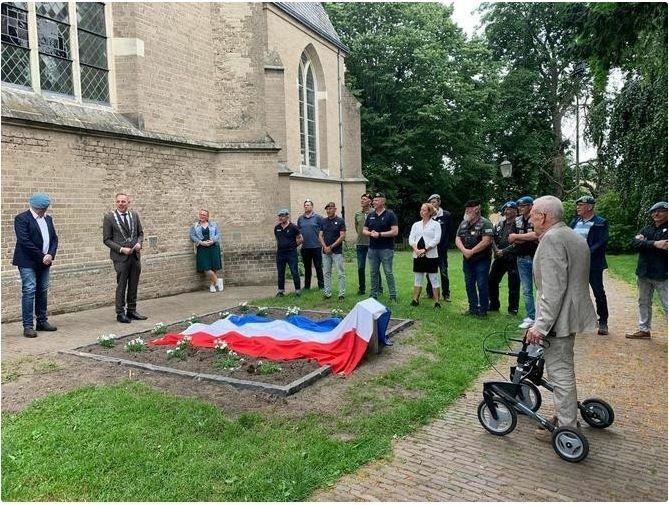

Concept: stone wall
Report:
left=0, top=124, right=280, bottom=322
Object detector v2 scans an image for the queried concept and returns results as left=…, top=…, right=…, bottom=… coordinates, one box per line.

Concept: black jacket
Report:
left=632, top=222, right=668, bottom=281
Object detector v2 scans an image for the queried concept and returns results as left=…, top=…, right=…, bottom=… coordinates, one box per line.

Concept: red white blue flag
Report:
left=150, top=298, right=392, bottom=375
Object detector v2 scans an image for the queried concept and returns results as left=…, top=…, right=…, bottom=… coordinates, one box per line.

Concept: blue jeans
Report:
left=462, top=257, right=490, bottom=314
left=276, top=249, right=301, bottom=292
left=517, top=255, right=535, bottom=320
left=368, top=248, right=396, bottom=299
left=19, top=266, right=51, bottom=329
left=356, top=245, right=368, bottom=293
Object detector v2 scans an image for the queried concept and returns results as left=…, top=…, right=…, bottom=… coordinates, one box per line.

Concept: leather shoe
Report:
left=625, top=330, right=651, bottom=339
left=126, top=311, right=147, bottom=320
left=117, top=313, right=131, bottom=323
left=23, top=327, right=37, bottom=338
left=36, top=321, right=57, bottom=331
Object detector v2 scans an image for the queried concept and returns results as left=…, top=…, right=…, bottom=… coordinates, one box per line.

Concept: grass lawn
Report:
left=2, top=251, right=523, bottom=501
left=606, top=253, right=639, bottom=286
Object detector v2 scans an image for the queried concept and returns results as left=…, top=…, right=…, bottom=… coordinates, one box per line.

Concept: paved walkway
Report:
left=1, top=285, right=272, bottom=361
left=313, top=273, right=668, bottom=501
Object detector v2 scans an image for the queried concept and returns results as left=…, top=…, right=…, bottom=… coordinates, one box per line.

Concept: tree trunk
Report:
left=551, top=107, right=565, bottom=198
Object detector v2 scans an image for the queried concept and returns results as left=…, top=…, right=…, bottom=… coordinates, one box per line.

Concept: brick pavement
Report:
left=313, top=273, right=668, bottom=501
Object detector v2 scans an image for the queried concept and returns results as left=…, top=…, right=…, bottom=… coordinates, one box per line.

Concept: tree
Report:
left=481, top=2, right=587, bottom=199
left=325, top=3, right=499, bottom=233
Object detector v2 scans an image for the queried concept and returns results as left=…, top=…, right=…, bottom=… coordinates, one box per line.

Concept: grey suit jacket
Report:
left=533, top=222, right=596, bottom=337
left=102, top=210, right=144, bottom=263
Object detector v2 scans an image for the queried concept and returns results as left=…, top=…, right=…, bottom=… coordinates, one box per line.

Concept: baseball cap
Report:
left=464, top=199, right=480, bottom=208
left=516, top=196, right=534, bottom=206
left=428, top=193, right=441, bottom=201
left=501, top=201, right=517, bottom=211
left=361, top=192, right=372, bottom=199
left=373, top=192, right=385, bottom=198
left=29, top=193, right=51, bottom=209
left=575, top=195, right=596, bottom=205
left=324, top=202, right=336, bottom=209
left=277, top=208, right=290, bottom=216
left=649, top=201, right=668, bottom=212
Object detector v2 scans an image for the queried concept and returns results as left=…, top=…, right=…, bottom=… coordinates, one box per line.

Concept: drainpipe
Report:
left=337, top=48, right=345, bottom=222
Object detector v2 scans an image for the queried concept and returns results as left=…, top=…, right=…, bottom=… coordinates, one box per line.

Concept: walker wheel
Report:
left=515, top=380, right=542, bottom=413
left=477, top=397, right=517, bottom=436
left=580, top=398, right=614, bottom=429
left=551, top=427, right=589, bottom=463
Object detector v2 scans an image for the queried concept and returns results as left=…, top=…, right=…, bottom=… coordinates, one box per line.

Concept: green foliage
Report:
left=255, top=361, right=282, bottom=375
left=213, top=352, right=244, bottom=371
left=325, top=2, right=499, bottom=232
left=594, top=190, right=639, bottom=252
left=2, top=252, right=522, bottom=501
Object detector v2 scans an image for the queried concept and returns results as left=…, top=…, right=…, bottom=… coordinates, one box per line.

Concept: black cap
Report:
left=373, top=192, right=385, bottom=198
left=575, top=195, right=596, bottom=205
left=464, top=199, right=480, bottom=208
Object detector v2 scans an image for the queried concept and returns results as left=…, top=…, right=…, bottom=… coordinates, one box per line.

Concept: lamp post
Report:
left=500, top=158, right=512, bottom=178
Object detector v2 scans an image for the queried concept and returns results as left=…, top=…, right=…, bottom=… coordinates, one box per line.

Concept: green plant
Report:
left=187, top=314, right=201, bottom=325
left=331, top=308, right=346, bottom=318
left=238, top=302, right=249, bottom=313
left=255, top=306, right=269, bottom=317
left=213, top=338, right=229, bottom=355
left=285, top=306, right=300, bottom=317
left=166, top=336, right=193, bottom=361
left=152, top=322, right=168, bottom=335
left=255, top=360, right=282, bottom=375
left=219, top=311, right=231, bottom=319
left=213, top=351, right=244, bottom=370
left=96, top=334, right=116, bottom=348
left=125, top=338, right=147, bottom=352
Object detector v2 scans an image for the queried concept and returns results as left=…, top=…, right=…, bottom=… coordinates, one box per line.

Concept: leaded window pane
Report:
left=1, top=3, right=29, bottom=47
left=37, top=16, right=70, bottom=58
left=36, top=2, right=69, bottom=23
left=77, top=2, right=105, bottom=35
left=39, top=53, right=73, bottom=94
left=80, top=64, right=108, bottom=101
left=1, top=43, right=31, bottom=85
left=78, top=30, right=106, bottom=68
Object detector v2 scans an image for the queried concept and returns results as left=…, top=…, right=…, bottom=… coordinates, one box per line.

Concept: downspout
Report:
left=337, top=48, right=345, bottom=222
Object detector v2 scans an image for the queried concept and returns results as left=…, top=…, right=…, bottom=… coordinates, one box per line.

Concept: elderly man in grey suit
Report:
left=526, top=195, right=596, bottom=434
left=103, top=192, right=148, bottom=323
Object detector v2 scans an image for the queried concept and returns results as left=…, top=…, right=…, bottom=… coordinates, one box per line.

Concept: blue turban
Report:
left=29, top=193, right=51, bottom=209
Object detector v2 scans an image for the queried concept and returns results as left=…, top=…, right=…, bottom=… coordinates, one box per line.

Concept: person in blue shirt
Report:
left=569, top=195, right=609, bottom=335
left=297, top=199, right=324, bottom=290
left=363, top=192, right=399, bottom=302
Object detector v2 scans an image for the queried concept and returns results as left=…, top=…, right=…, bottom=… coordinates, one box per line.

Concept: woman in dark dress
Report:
left=408, top=203, right=442, bottom=308
left=189, top=209, right=223, bottom=292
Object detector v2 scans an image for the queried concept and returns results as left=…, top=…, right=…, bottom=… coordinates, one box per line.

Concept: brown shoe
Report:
left=625, top=330, right=651, bottom=339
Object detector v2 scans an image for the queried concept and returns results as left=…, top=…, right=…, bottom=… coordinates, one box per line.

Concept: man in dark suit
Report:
left=103, top=192, right=147, bottom=323
left=12, top=193, right=59, bottom=338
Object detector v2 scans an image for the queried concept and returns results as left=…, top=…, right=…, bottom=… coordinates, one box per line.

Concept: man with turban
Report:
left=12, top=193, right=59, bottom=337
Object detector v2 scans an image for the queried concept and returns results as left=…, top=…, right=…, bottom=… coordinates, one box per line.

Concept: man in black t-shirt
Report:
left=363, top=192, right=399, bottom=302
left=488, top=201, right=520, bottom=315
left=508, top=196, right=539, bottom=328
left=319, top=202, right=347, bottom=299
left=273, top=208, right=302, bottom=297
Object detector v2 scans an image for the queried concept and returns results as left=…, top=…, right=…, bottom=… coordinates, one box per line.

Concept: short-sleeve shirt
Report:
left=457, top=217, right=494, bottom=262
left=354, top=209, right=372, bottom=246
left=493, top=219, right=517, bottom=252
left=365, top=209, right=398, bottom=250
left=514, top=215, right=539, bottom=257
left=321, top=215, right=346, bottom=254
left=572, top=217, right=595, bottom=241
left=274, top=222, right=301, bottom=251
left=297, top=213, right=322, bottom=249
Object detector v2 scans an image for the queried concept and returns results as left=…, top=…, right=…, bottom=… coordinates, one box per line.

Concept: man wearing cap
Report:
left=488, top=201, right=520, bottom=315
left=12, top=193, right=59, bottom=337
left=625, top=201, right=668, bottom=340
left=569, top=195, right=610, bottom=335
left=426, top=194, right=453, bottom=302
left=455, top=200, right=494, bottom=316
left=319, top=202, right=347, bottom=300
left=297, top=199, right=324, bottom=291
left=103, top=193, right=147, bottom=323
left=363, top=192, right=399, bottom=302
left=273, top=208, right=303, bottom=297
left=354, top=193, right=375, bottom=295
left=508, top=196, right=539, bottom=329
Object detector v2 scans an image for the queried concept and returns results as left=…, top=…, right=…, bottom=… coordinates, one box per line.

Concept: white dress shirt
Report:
left=30, top=208, right=50, bottom=255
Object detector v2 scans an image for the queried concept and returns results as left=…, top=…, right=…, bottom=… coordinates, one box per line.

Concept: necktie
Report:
left=121, top=213, right=129, bottom=230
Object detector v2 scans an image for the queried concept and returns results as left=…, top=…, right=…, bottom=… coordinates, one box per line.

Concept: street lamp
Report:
left=500, top=158, right=512, bottom=178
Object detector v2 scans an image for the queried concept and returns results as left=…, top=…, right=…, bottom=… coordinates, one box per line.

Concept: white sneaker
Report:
left=215, top=278, right=224, bottom=292
left=209, top=284, right=217, bottom=293
left=518, top=319, right=534, bottom=329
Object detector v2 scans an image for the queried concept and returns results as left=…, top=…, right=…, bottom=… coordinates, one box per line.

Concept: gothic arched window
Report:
left=298, top=52, right=317, bottom=169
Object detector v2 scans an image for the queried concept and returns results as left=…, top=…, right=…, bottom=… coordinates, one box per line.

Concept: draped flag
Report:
left=149, top=298, right=392, bottom=375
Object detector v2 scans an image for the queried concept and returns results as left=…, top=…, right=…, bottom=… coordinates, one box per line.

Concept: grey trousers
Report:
left=322, top=252, right=346, bottom=297
left=637, top=277, right=668, bottom=332
left=544, top=334, right=578, bottom=428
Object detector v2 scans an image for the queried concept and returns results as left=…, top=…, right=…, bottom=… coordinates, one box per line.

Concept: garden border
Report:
left=58, top=305, right=414, bottom=396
